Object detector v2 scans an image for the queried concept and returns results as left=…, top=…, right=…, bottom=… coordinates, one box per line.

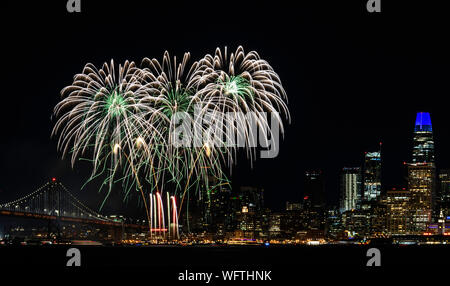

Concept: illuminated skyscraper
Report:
left=363, top=148, right=382, bottom=202
left=407, top=162, right=435, bottom=233
left=304, top=170, right=325, bottom=208
left=303, top=170, right=327, bottom=232
left=385, top=188, right=410, bottom=235
left=340, top=167, right=362, bottom=212
left=407, top=112, right=436, bottom=233
left=438, top=169, right=450, bottom=217
left=439, top=170, right=450, bottom=202
left=412, top=112, right=434, bottom=163
left=238, top=186, right=265, bottom=213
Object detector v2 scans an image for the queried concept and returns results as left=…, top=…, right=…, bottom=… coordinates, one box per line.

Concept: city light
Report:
left=1, top=112, right=449, bottom=246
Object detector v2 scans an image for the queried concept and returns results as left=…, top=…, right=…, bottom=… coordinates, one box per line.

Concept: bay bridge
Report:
left=0, top=178, right=147, bottom=241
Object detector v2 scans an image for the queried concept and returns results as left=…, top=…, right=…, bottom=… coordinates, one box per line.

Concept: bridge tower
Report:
left=47, top=178, right=62, bottom=239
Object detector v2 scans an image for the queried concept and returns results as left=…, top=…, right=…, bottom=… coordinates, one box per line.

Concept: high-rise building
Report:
left=412, top=112, right=435, bottom=163
left=407, top=163, right=435, bottom=233
left=340, top=167, right=362, bottom=212
left=438, top=169, right=450, bottom=217
left=208, top=188, right=231, bottom=235
left=238, top=186, right=264, bottom=213
left=341, top=210, right=370, bottom=238
left=304, top=170, right=326, bottom=207
left=368, top=200, right=387, bottom=237
left=385, top=188, right=410, bottom=235
left=269, top=213, right=282, bottom=238
left=228, top=186, right=265, bottom=237
left=407, top=112, right=436, bottom=233
left=363, top=149, right=382, bottom=202
left=190, top=174, right=233, bottom=234
left=286, top=201, right=301, bottom=211
left=439, top=170, right=450, bottom=202
left=326, top=208, right=343, bottom=240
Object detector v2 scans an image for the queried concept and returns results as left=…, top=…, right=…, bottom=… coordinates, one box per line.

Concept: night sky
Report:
left=1, top=1, right=449, bottom=215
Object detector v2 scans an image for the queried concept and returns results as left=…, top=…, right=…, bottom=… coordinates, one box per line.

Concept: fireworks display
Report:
left=52, top=46, right=290, bottom=233
left=197, top=46, right=290, bottom=163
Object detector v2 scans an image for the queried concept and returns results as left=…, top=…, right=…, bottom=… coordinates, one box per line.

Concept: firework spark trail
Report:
left=52, top=60, right=162, bottom=206
left=139, top=51, right=226, bottom=193
left=156, top=192, right=165, bottom=237
left=174, top=46, right=291, bottom=216
left=147, top=192, right=178, bottom=239
left=152, top=194, right=157, bottom=235
left=52, top=47, right=289, bottom=237
left=196, top=46, right=291, bottom=164
left=171, top=195, right=179, bottom=239
left=149, top=193, right=153, bottom=239
left=167, top=192, right=171, bottom=238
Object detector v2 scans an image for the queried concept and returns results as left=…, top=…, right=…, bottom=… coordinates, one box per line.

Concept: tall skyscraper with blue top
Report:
left=408, top=112, right=436, bottom=233
left=412, top=112, right=435, bottom=163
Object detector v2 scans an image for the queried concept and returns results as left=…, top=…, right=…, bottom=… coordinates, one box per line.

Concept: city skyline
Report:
left=1, top=113, right=448, bottom=222
left=2, top=1, right=450, bottom=214
left=2, top=109, right=450, bottom=243
left=3, top=0, right=450, bottom=279
left=0, top=110, right=448, bottom=216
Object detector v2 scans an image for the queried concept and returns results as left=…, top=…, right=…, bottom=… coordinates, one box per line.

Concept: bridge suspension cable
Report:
left=0, top=179, right=113, bottom=222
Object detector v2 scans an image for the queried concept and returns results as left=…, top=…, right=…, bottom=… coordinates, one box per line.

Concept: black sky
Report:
left=1, top=0, right=449, bottom=215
